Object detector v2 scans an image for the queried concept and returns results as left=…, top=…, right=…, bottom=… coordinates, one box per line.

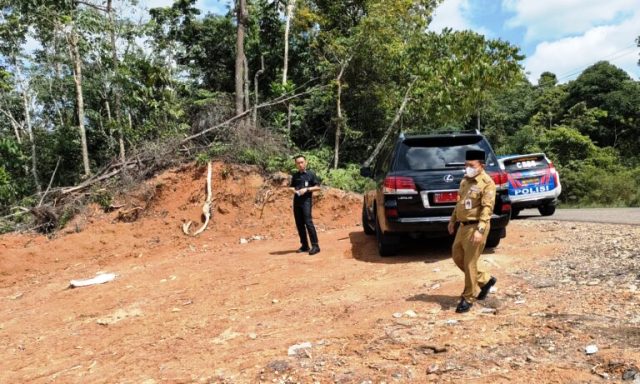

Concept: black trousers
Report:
left=293, top=200, right=318, bottom=247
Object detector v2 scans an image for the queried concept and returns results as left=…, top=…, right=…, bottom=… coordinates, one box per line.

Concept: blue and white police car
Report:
left=498, top=153, right=562, bottom=217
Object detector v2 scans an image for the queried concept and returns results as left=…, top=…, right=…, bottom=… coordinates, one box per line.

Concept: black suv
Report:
left=360, top=131, right=512, bottom=256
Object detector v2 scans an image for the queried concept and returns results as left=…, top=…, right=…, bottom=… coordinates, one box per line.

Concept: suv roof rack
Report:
left=431, top=128, right=481, bottom=135
left=400, top=129, right=481, bottom=139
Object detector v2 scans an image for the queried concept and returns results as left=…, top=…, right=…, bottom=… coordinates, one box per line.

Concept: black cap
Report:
left=466, top=150, right=486, bottom=161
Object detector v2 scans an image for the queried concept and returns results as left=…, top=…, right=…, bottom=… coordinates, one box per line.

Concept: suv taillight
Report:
left=383, top=176, right=418, bottom=195
left=489, top=171, right=509, bottom=191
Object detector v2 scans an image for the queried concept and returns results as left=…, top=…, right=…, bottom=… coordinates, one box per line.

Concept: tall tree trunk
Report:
left=104, top=100, right=115, bottom=153
left=333, top=62, right=347, bottom=169
left=235, top=0, right=248, bottom=115
left=15, top=60, right=41, bottom=192
left=282, top=1, right=295, bottom=141
left=107, top=0, right=125, bottom=162
left=244, top=56, right=250, bottom=113
left=282, top=0, right=295, bottom=85
left=253, top=55, right=265, bottom=127
left=364, top=78, right=417, bottom=168
left=69, top=27, right=91, bottom=177
left=0, top=109, right=22, bottom=144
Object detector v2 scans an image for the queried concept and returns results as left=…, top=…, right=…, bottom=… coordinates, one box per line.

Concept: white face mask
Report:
left=465, top=166, right=479, bottom=178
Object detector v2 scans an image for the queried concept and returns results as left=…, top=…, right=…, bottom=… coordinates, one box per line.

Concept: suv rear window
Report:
left=394, top=136, right=497, bottom=171
left=502, top=154, right=549, bottom=172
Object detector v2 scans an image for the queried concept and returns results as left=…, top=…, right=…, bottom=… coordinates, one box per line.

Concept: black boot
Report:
left=455, top=298, right=473, bottom=313
left=308, top=245, right=321, bottom=255
left=477, top=276, right=497, bottom=300
left=297, top=246, right=310, bottom=253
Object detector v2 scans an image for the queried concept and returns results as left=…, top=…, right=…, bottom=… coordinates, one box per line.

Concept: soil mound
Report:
left=0, top=162, right=362, bottom=284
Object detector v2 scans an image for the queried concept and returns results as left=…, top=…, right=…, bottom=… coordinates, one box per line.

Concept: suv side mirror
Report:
left=360, top=166, right=372, bottom=178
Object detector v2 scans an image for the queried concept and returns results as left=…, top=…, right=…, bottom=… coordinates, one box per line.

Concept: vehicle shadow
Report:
left=512, top=214, right=539, bottom=220
left=348, top=231, right=452, bottom=264
left=406, top=293, right=459, bottom=311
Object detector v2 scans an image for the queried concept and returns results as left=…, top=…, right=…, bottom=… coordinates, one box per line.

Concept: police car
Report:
left=497, top=153, right=561, bottom=217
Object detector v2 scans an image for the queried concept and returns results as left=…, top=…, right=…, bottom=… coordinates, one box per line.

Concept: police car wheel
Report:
left=538, top=205, right=556, bottom=216
left=362, top=204, right=375, bottom=235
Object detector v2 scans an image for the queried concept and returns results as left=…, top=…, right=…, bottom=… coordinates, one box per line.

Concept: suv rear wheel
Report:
left=485, top=230, right=501, bottom=248
left=362, top=204, right=375, bottom=235
left=375, top=210, right=397, bottom=257
left=538, top=204, right=556, bottom=216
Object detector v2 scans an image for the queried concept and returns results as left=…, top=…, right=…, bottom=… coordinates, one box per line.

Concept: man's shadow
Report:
left=406, top=293, right=459, bottom=311
left=269, top=250, right=298, bottom=256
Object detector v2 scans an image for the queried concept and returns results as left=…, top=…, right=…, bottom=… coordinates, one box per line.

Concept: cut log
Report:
left=183, top=162, right=213, bottom=236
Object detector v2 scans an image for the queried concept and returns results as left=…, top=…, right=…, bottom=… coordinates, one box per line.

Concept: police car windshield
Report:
left=395, top=136, right=496, bottom=171
left=502, top=155, right=548, bottom=172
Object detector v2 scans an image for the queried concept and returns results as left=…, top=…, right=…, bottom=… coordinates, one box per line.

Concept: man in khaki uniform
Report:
left=447, top=150, right=498, bottom=313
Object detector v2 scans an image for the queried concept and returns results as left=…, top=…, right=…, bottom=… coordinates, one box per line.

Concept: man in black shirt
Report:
left=289, top=155, right=321, bottom=255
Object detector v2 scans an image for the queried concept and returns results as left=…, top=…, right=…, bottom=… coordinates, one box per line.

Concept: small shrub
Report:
left=195, top=152, right=210, bottom=166
left=92, top=189, right=113, bottom=211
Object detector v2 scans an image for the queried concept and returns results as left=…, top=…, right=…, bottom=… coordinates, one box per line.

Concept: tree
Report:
left=235, top=0, right=249, bottom=115
left=566, top=61, right=639, bottom=150
left=0, top=3, right=42, bottom=191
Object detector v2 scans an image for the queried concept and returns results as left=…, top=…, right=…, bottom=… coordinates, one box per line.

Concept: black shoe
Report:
left=477, top=276, right=497, bottom=300
left=308, top=246, right=320, bottom=255
left=455, top=298, right=473, bottom=313
left=297, top=246, right=310, bottom=253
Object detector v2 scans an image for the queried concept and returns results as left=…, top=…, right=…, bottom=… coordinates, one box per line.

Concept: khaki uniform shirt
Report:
left=449, top=170, right=497, bottom=231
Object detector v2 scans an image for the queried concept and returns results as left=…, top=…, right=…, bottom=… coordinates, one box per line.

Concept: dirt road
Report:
left=519, top=207, right=640, bottom=225
left=1, top=164, right=639, bottom=383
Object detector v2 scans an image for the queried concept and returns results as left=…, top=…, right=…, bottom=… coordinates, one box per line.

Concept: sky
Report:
left=428, top=0, right=640, bottom=83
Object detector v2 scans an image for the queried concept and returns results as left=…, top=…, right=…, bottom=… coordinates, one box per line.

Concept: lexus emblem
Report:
left=444, top=174, right=454, bottom=183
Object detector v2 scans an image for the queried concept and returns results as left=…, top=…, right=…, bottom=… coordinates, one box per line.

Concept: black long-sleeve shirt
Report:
left=290, top=170, right=320, bottom=205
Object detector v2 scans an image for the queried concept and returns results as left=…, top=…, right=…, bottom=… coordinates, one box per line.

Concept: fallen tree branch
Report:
left=182, top=162, right=213, bottom=236
left=181, top=85, right=327, bottom=144
left=38, top=157, right=61, bottom=207
left=59, top=160, right=140, bottom=195
left=363, top=77, right=417, bottom=168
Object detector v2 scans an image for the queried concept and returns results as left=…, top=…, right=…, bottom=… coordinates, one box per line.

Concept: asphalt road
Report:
left=517, top=207, right=640, bottom=225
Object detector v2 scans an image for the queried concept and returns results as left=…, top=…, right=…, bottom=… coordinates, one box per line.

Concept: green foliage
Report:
left=323, top=164, right=374, bottom=193
left=0, top=166, right=17, bottom=208
left=559, top=163, right=640, bottom=207
left=539, top=126, right=597, bottom=166
left=92, top=189, right=113, bottom=211
left=57, top=206, right=79, bottom=230
left=195, top=152, right=210, bottom=166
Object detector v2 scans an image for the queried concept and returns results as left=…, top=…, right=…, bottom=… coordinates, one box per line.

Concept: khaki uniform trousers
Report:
left=452, top=223, right=491, bottom=302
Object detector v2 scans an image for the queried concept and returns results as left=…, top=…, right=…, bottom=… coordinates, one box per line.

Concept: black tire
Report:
left=375, top=211, right=397, bottom=257
left=485, top=231, right=501, bottom=248
left=538, top=204, right=556, bottom=216
left=511, top=208, right=521, bottom=219
left=362, top=204, right=375, bottom=235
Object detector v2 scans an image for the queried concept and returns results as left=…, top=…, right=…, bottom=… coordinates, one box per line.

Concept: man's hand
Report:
left=448, top=222, right=455, bottom=235
left=472, top=230, right=483, bottom=244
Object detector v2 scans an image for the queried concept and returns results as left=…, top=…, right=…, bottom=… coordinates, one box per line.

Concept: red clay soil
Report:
left=1, top=163, right=637, bottom=383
